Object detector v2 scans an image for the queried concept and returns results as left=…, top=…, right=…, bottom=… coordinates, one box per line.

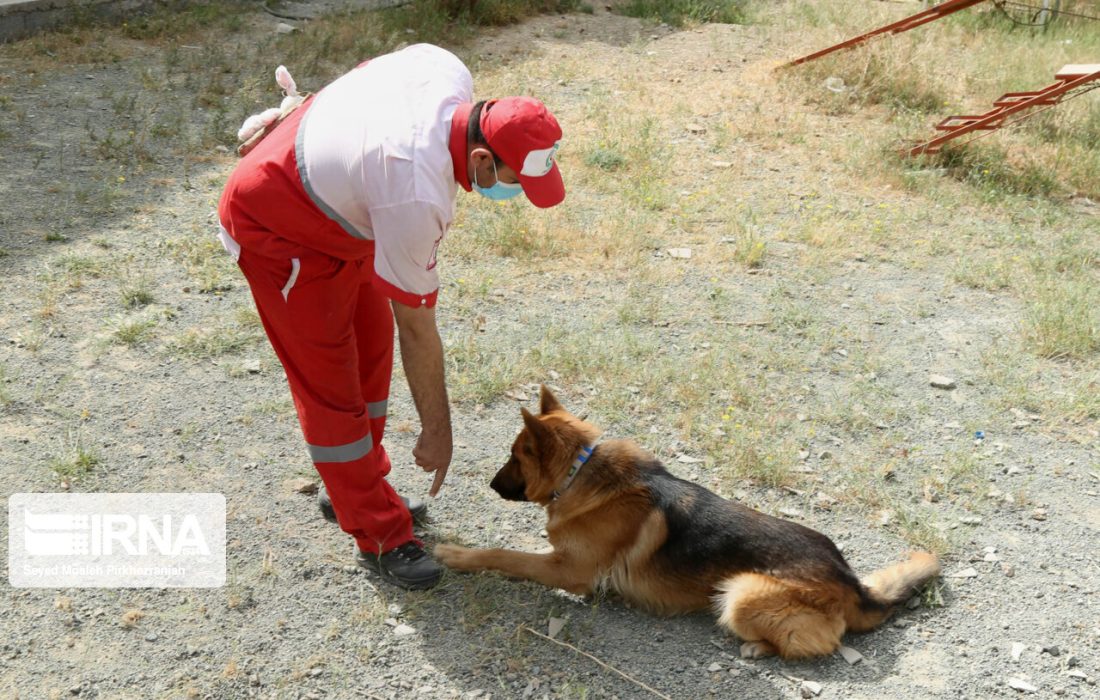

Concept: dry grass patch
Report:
left=1022, top=276, right=1100, bottom=359
left=119, top=608, right=144, bottom=628
left=772, top=0, right=1100, bottom=199
left=169, top=307, right=264, bottom=360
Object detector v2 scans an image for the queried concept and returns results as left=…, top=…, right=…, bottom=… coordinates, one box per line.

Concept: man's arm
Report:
left=391, top=301, right=452, bottom=496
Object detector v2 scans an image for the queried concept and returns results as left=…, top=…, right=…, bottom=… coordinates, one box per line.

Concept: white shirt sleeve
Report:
left=368, top=200, right=448, bottom=307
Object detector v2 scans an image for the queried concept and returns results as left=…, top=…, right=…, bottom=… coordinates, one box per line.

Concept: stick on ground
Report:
left=520, top=625, right=674, bottom=700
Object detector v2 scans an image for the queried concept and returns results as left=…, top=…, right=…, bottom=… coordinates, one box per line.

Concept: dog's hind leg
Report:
left=715, top=573, right=847, bottom=660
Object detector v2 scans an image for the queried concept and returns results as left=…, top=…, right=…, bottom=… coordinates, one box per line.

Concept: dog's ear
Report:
left=539, top=384, right=564, bottom=415
left=521, top=406, right=548, bottom=440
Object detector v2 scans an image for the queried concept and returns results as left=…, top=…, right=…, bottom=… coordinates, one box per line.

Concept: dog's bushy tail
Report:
left=845, top=551, right=941, bottom=632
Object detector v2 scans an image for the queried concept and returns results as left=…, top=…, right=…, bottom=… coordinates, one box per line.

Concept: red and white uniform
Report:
left=217, top=44, right=473, bottom=554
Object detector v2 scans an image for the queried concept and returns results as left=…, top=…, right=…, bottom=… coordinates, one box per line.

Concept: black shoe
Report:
left=356, top=541, right=443, bottom=590
left=318, top=484, right=427, bottom=524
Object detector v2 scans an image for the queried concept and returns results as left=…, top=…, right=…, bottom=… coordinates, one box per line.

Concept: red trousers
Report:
left=218, top=100, right=412, bottom=555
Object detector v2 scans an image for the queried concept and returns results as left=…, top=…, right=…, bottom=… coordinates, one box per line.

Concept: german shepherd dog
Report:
left=435, top=386, right=941, bottom=659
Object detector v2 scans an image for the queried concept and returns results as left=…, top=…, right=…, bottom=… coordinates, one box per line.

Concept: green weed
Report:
left=616, top=0, right=747, bottom=26
left=112, top=317, right=158, bottom=346
left=1021, top=276, right=1100, bottom=359
left=50, top=435, right=100, bottom=482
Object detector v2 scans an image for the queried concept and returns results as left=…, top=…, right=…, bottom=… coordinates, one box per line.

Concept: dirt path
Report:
left=1, top=3, right=1098, bottom=699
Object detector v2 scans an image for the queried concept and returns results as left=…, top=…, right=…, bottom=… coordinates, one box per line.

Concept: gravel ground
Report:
left=1, top=3, right=1098, bottom=699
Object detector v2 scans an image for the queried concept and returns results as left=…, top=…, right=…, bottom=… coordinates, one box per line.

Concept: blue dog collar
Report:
left=553, top=444, right=594, bottom=499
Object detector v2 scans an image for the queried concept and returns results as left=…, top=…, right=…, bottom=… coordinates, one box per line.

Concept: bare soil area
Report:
left=1, top=3, right=1098, bottom=699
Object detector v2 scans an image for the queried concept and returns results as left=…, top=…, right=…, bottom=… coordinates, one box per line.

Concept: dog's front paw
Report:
left=433, top=543, right=475, bottom=570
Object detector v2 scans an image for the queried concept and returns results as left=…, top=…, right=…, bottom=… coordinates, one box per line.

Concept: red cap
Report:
left=480, top=97, right=565, bottom=208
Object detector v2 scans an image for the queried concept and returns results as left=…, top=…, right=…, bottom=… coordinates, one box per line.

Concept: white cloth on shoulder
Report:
left=237, top=65, right=306, bottom=143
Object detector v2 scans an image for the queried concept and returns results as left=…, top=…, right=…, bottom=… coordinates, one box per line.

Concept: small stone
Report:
left=930, top=374, right=957, bottom=390
left=547, top=617, right=565, bottom=639
left=69, top=686, right=81, bottom=696
left=818, top=450, right=833, bottom=460
left=1007, top=677, right=1038, bottom=693
left=504, top=388, right=529, bottom=401
left=800, top=680, right=822, bottom=697
left=984, top=551, right=1001, bottom=562
left=906, top=596, right=922, bottom=610
left=309, top=667, right=323, bottom=677
left=144, top=632, right=158, bottom=642
left=667, top=247, right=692, bottom=259
left=947, top=567, right=979, bottom=578
left=1066, top=670, right=1086, bottom=680
left=959, top=516, right=983, bottom=525
left=779, top=508, right=802, bottom=519
left=286, top=478, right=318, bottom=494
left=1066, top=654, right=1079, bottom=668
left=707, top=662, right=722, bottom=673
left=243, top=358, right=261, bottom=373
left=393, top=624, right=416, bottom=637
left=685, top=123, right=706, bottom=134
left=712, top=161, right=734, bottom=169
left=838, top=646, right=863, bottom=664
left=1043, top=645, right=1061, bottom=657
left=1031, top=509, right=1047, bottom=521
left=275, top=22, right=297, bottom=34
left=1011, top=643, right=1026, bottom=661
left=1002, top=563, right=1016, bottom=577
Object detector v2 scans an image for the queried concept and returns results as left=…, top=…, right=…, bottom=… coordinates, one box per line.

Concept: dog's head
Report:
left=490, top=385, right=601, bottom=505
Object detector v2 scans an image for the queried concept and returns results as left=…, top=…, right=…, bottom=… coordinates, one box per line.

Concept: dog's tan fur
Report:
left=436, top=386, right=940, bottom=659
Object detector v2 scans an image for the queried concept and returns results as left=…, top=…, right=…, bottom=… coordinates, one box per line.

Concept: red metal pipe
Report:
left=780, top=0, right=990, bottom=69
left=906, top=68, right=1100, bottom=156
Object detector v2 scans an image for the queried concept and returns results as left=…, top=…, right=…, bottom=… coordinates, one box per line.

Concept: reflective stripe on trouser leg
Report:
left=367, top=401, right=388, bottom=452
left=306, top=431, right=374, bottom=463
left=312, top=446, right=408, bottom=555
left=357, top=274, right=394, bottom=452
left=232, top=243, right=412, bottom=554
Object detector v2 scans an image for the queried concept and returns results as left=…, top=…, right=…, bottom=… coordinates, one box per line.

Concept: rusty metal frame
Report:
left=906, top=65, right=1100, bottom=157
left=780, top=0, right=990, bottom=69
